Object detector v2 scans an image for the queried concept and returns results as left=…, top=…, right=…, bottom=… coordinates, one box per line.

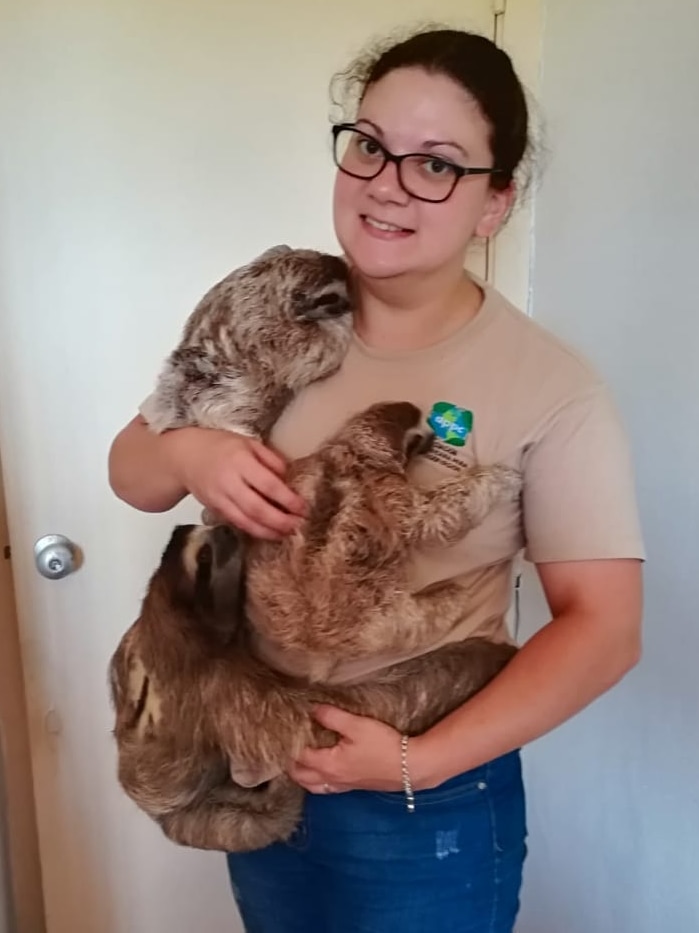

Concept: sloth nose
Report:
left=417, top=429, right=435, bottom=454
left=211, top=524, right=241, bottom=564
left=321, top=253, right=350, bottom=281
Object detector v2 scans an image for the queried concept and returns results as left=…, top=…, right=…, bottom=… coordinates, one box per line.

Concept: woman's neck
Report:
left=353, top=267, right=484, bottom=352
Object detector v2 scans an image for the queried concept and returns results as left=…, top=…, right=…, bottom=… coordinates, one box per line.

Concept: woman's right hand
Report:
left=171, top=428, right=307, bottom=540
left=108, top=416, right=306, bottom=540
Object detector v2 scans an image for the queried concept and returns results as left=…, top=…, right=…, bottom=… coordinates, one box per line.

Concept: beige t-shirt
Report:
left=251, top=281, right=645, bottom=684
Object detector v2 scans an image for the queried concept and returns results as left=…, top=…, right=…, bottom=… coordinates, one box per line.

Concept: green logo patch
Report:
left=427, top=402, right=473, bottom=447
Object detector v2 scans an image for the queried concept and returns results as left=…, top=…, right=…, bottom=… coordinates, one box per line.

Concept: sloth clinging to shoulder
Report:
left=139, top=244, right=354, bottom=439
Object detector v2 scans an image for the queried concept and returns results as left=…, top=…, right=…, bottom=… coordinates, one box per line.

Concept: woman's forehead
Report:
left=357, top=68, right=492, bottom=152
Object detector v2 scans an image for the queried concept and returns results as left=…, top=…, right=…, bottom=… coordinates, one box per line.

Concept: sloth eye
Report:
left=198, top=543, right=213, bottom=566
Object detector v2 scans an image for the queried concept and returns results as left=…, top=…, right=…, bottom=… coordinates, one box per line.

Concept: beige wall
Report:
left=0, top=455, right=45, bottom=933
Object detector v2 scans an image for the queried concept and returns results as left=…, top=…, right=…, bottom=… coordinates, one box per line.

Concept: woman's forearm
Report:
left=411, top=606, right=641, bottom=788
left=108, top=415, right=197, bottom=513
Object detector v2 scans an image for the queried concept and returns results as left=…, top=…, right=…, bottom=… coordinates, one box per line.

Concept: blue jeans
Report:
left=226, top=749, right=527, bottom=933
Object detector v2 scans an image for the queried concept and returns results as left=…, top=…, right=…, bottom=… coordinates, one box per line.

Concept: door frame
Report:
left=0, top=455, right=46, bottom=933
left=490, top=0, right=543, bottom=316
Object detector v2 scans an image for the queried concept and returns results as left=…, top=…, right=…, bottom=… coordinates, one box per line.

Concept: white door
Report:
left=0, top=2, right=535, bottom=931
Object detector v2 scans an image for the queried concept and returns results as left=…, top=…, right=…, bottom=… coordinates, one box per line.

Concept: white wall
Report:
left=518, top=2, right=699, bottom=931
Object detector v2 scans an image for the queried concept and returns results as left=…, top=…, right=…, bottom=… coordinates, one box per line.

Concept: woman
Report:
left=109, top=27, right=644, bottom=933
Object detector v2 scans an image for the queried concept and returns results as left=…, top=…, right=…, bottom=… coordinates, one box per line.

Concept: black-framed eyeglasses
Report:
left=331, top=123, right=502, bottom=204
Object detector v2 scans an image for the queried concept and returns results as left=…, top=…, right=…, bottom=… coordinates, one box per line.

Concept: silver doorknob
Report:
left=34, top=534, right=79, bottom=580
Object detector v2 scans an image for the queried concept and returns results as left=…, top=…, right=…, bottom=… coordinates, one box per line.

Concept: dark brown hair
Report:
left=332, top=27, right=532, bottom=192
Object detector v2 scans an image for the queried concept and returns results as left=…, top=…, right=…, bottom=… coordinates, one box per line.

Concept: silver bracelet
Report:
left=400, top=734, right=416, bottom=813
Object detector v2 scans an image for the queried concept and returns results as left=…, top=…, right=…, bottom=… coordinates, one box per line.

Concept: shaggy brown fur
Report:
left=139, top=245, right=354, bottom=439
left=109, top=523, right=517, bottom=853
left=246, top=401, right=522, bottom=681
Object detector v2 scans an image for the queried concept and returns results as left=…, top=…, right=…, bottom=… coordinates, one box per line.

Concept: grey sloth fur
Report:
left=109, top=523, right=518, bottom=853
left=245, top=400, right=523, bottom=682
left=139, top=244, right=354, bottom=439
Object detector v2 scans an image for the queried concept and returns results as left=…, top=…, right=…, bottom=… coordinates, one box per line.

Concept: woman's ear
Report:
left=475, top=183, right=516, bottom=239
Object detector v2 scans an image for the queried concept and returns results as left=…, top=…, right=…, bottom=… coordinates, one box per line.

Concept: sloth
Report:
left=109, top=522, right=518, bottom=854
left=139, top=244, right=354, bottom=439
left=245, top=400, right=522, bottom=681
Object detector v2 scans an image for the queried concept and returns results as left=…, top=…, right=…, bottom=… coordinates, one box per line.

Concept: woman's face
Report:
left=332, top=67, right=513, bottom=282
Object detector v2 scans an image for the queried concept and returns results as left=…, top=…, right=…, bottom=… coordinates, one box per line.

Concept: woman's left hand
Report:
left=287, top=705, right=408, bottom=794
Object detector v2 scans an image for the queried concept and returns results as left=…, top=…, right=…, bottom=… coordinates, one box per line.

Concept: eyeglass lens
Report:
left=333, top=127, right=460, bottom=202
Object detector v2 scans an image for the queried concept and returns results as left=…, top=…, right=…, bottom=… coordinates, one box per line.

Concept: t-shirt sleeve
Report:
left=137, top=393, right=155, bottom=423
left=522, top=384, right=645, bottom=563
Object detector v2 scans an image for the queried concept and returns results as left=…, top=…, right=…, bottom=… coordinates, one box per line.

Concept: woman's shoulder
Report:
left=479, top=282, right=608, bottom=401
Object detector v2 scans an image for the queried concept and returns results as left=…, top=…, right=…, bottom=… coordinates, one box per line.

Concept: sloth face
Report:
left=252, top=247, right=354, bottom=324
left=159, top=524, right=246, bottom=639
left=288, top=253, right=354, bottom=322
left=341, top=401, right=434, bottom=466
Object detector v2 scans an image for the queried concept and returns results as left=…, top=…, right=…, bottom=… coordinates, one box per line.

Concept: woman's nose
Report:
left=365, top=159, right=410, bottom=205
